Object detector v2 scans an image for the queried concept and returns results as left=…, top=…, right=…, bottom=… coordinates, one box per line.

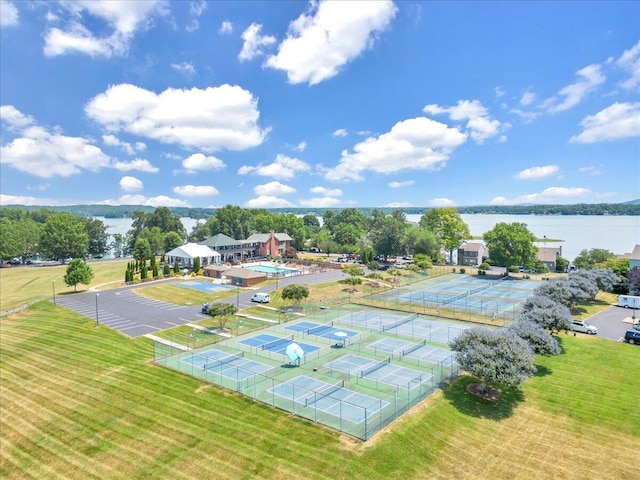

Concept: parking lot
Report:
left=581, top=304, right=640, bottom=343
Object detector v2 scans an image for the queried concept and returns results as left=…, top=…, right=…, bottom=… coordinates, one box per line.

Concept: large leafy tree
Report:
left=137, top=226, right=165, bottom=255
left=519, top=294, right=573, bottom=333
left=280, top=284, right=310, bottom=305
left=164, top=231, right=184, bottom=252
left=573, top=248, right=616, bottom=269
left=534, top=278, right=590, bottom=308
left=450, top=328, right=536, bottom=396
left=483, top=222, right=537, bottom=269
left=403, top=226, right=439, bottom=259
left=133, top=238, right=152, bottom=261
left=83, top=217, right=108, bottom=257
left=419, top=208, right=471, bottom=263
left=204, top=302, right=237, bottom=329
left=0, top=217, right=40, bottom=262
left=369, top=213, right=406, bottom=259
left=508, top=320, right=561, bottom=356
left=63, top=258, right=94, bottom=292
left=40, top=212, right=89, bottom=262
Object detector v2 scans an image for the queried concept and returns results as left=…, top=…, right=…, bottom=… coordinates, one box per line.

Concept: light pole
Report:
left=236, top=282, right=240, bottom=309
left=95, top=293, right=99, bottom=326
left=275, top=265, right=279, bottom=291
left=52, top=280, right=56, bottom=306
left=633, top=298, right=637, bottom=322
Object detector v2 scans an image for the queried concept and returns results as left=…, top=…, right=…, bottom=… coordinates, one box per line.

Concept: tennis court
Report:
left=333, top=310, right=418, bottom=331
left=365, top=274, right=538, bottom=320
left=239, top=333, right=321, bottom=355
left=179, top=349, right=273, bottom=382
left=284, top=321, right=359, bottom=344
left=176, top=281, right=235, bottom=293
left=326, top=354, right=432, bottom=390
left=269, top=375, right=388, bottom=424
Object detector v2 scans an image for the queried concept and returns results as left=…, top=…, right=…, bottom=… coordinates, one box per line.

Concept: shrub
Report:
left=460, top=268, right=466, bottom=274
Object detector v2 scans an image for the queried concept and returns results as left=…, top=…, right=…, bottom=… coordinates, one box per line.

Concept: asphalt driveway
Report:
left=583, top=304, right=640, bottom=343
left=54, top=269, right=348, bottom=338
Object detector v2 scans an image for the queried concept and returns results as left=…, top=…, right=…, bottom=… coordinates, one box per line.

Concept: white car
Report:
left=571, top=320, right=598, bottom=335
left=251, top=293, right=270, bottom=303
left=393, top=262, right=404, bottom=269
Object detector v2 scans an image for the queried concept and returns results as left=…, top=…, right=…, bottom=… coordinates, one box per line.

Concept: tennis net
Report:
left=307, top=322, right=334, bottom=336
left=360, top=357, right=390, bottom=377
left=402, top=340, right=426, bottom=357
left=304, top=380, right=345, bottom=407
left=203, top=351, right=244, bottom=370
left=443, top=292, right=467, bottom=305
left=382, top=312, right=418, bottom=332
left=261, top=335, right=294, bottom=351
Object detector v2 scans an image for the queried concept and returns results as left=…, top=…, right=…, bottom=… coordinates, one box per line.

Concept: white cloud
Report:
left=294, top=141, right=307, bottom=151
left=616, top=40, right=640, bottom=91
left=113, top=158, right=159, bottom=173
left=332, top=128, right=348, bottom=137
left=102, top=134, right=136, bottom=154
left=254, top=181, right=296, bottom=196
left=495, top=86, right=506, bottom=98
left=238, top=23, right=276, bottom=61
left=0, top=1, right=19, bottom=27
left=423, top=99, right=507, bottom=144
left=384, top=202, right=414, bottom=208
left=388, top=180, right=414, bottom=188
left=428, top=198, right=455, bottom=207
left=546, top=64, right=606, bottom=113
left=1, top=127, right=111, bottom=177
left=514, top=165, right=559, bottom=180
left=186, top=0, right=206, bottom=32
left=245, top=196, right=294, bottom=208
left=299, top=197, right=342, bottom=207
left=0, top=105, right=34, bottom=130
left=325, top=116, right=467, bottom=181
left=569, top=102, right=640, bottom=143
left=520, top=91, right=536, bottom=106
left=119, top=176, right=143, bottom=192
left=219, top=20, right=233, bottom=34
left=578, top=166, right=604, bottom=177
left=238, top=154, right=310, bottom=180
left=173, top=185, right=219, bottom=197
left=102, top=194, right=189, bottom=207
left=490, top=187, right=596, bottom=205
left=310, top=186, right=342, bottom=197
left=85, top=83, right=268, bottom=151
left=0, top=194, right=62, bottom=206
left=182, top=153, right=225, bottom=172
left=43, top=1, right=167, bottom=57
left=509, top=108, right=541, bottom=123
left=265, top=0, right=397, bottom=85
left=171, top=61, right=196, bottom=76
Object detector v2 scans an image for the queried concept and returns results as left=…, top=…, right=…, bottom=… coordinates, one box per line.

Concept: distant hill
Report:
left=1, top=202, right=639, bottom=218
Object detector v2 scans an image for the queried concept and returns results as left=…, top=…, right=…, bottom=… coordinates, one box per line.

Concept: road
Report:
left=54, top=269, right=348, bottom=338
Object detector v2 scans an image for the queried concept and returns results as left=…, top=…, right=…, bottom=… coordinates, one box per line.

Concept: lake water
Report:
left=98, top=214, right=639, bottom=262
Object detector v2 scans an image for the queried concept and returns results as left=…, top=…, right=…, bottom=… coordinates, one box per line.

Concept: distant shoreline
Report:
left=1, top=202, right=638, bottom=219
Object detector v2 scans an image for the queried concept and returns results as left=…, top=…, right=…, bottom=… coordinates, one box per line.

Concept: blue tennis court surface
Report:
left=270, top=375, right=388, bottom=423
left=240, top=333, right=321, bottom=355
left=176, top=281, right=234, bottom=293
left=180, top=348, right=273, bottom=381
left=326, top=354, right=432, bottom=390
left=285, top=321, right=359, bottom=341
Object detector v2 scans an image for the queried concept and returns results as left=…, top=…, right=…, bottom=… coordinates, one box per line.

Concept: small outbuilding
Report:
left=203, top=266, right=266, bottom=287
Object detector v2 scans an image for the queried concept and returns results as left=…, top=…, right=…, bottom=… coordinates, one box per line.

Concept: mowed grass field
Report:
left=2, top=301, right=640, bottom=479
left=0, top=260, right=130, bottom=313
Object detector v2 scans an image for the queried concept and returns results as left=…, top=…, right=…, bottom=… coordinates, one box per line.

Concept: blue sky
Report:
left=1, top=0, right=639, bottom=209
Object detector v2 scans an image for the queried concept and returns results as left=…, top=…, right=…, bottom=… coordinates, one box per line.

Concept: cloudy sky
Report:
left=1, top=0, right=638, bottom=209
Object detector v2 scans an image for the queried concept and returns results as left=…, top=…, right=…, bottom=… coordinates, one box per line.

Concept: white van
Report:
left=251, top=292, right=270, bottom=303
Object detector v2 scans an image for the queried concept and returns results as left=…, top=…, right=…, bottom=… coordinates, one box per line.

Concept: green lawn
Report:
left=1, top=302, right=639, bottom=479
left=0, top=259, right=131, bottom=312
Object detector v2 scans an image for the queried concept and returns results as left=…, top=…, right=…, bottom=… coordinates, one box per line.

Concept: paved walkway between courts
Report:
left=143, top=334, right=189, bottom=350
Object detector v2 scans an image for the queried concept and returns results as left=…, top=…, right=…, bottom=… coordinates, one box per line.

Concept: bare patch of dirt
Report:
left=467, top=382, right=501, bottom=402
left=195, top=384, right=212, bottom=394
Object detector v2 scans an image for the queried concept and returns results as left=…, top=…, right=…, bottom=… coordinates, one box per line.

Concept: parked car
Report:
left=393, top=262, right=404, bottom=269
left=632, top=323, right=640, bottom=332
left=624, top=329, right=640, bottom=344
left=201, top=303, right=209, bottom=314
left=251, top=292, right=270, bottom=303
left=571, top=320, right=598, bottom=335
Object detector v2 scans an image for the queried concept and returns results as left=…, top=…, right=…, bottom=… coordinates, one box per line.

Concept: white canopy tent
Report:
left=166, top=243, right=220, bottom=268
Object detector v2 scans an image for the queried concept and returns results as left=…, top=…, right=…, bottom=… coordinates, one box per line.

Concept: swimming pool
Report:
left=243, top=264, right=297, bottom=274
